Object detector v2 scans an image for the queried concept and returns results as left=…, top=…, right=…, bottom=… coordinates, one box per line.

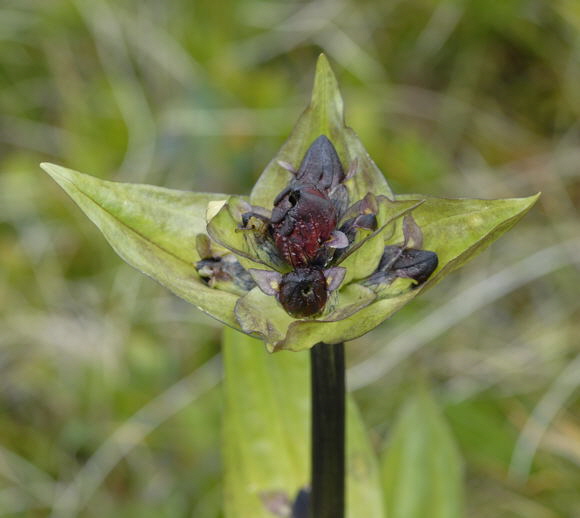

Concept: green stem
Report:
left=309, top=342, right=345, bottom=518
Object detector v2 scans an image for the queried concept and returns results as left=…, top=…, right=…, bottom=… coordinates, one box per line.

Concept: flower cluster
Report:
left=201, top=135, right=438, bottom=319
left=41, top=55, right=538, bottom=351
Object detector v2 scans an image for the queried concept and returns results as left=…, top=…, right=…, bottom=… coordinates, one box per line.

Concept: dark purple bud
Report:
left=294, top=135, right=345, bottom=191
left=365, top=245, right=438, bottom=287
left=196, top=255, right=256, bottom=293
left=391, top=247, right=438, bottom=285
left=338, top=192, right=379, bottom=243
left=277, top=268, right=329, bottom=318
left=339, top=213, right=378, bottom=243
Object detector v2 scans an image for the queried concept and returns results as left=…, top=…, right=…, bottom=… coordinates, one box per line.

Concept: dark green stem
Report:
left=309, top=342, right=345, bottom=518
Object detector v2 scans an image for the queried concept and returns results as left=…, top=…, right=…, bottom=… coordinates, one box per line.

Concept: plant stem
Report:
left=309, top=342, right=345, bottom=518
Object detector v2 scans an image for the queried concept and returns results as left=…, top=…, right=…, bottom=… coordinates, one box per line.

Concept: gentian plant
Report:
left=42, top=55, right=538, bottom=518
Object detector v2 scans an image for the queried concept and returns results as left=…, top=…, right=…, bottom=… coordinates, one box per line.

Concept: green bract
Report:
left=41, top=55, right=538, bottom=352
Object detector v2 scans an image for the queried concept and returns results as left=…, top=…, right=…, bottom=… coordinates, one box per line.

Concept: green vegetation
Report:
left=1, top=1, right=578, bottom=517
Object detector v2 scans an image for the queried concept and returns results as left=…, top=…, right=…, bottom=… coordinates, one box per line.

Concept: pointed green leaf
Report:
left=247, top=193, right=538, bottom=351
left=250, top=54, right=392, bottom=209
left=41, top=163, right=241, bottom=328
left=223, top=328, right=384, bottom=518
left=395, top=194, right=541, bottom=288
left=381, top=386, right=464, bottom=518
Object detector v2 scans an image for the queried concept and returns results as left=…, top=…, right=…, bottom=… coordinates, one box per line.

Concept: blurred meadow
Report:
left=1, top=0, right=580, bottom=517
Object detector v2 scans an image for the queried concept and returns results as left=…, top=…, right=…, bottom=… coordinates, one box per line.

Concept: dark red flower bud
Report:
left=240, top=136, right=357, bottom=317
left=277, top=268, right=329, bottom=318
left=270, top=186, right=339, bottom=268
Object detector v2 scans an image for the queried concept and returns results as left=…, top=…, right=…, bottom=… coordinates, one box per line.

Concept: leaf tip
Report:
left=314, top=52, right=336, bottom=79
left=40, top=162, right=78, bottom=189
left=516, top=191, right=541, bottom=215
left=40, top=161, right=63, bottom=177
left=315, top=52, right=331, bottom=71
left=312, top=53, right=341, bottom=107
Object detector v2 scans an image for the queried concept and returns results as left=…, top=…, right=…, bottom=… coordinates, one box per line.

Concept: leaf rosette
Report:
left=41, top=55, right=538, bottom=352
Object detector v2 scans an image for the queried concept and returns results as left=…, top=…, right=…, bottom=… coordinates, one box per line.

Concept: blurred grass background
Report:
left=1, top=0, right=579, bottom=516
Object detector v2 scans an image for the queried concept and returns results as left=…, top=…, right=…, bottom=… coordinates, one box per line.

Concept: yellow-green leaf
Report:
left=381, top=386, right=464, bottom=518
left=41, top=163, right=240, bottom=328
left=395, top=194, right=541, bottom=288
left=223, top=328, right=308, bottom=518
left=222, top=328, right=384, bottom=518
